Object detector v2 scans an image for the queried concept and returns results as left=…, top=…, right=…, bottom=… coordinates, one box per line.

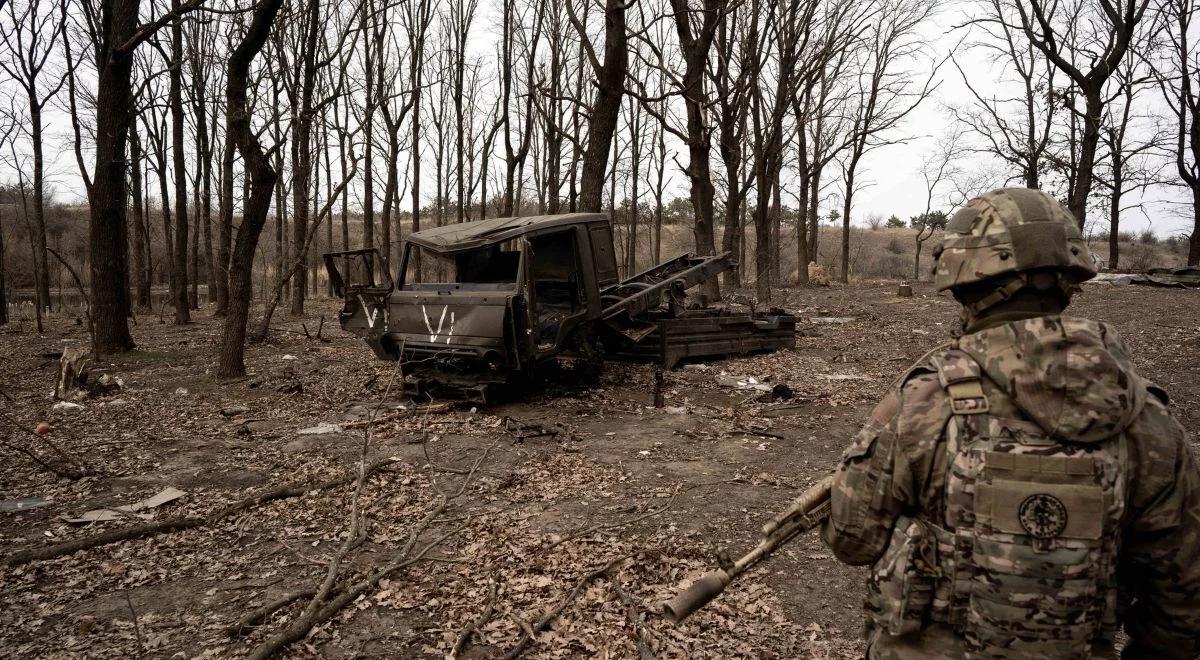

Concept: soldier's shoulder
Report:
left=893, top=344, right=953, bottom=403
left=1124, top=380, right=1190, bottom=503
left=881, top=348, right=955, bottom=441
left=1128, top=381, right=1184, bottom=447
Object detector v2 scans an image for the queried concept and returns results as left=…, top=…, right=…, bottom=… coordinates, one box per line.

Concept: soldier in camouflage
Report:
left=821, top=188, right=1200, bottom=659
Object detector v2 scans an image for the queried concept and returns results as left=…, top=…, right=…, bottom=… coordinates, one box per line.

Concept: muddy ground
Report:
left=2, top=281, right=1198, bottom=658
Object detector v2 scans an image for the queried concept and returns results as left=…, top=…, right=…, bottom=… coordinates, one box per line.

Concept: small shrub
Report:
left=874, top=253, right=909, bottom=279
left=885, top=237, right=905, bottom=254
left=1117, top=230, right=1136, bottom=243
left=1124, top=244, right=1156, bottom=271
left=1138, top=229, right=1158, bottom=245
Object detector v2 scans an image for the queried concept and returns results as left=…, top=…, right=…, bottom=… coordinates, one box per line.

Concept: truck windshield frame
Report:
left=397, top=240, right=525, bottom=293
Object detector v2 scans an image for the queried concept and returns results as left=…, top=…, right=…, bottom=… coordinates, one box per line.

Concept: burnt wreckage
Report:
left=325, top=213, right=795, bottom=401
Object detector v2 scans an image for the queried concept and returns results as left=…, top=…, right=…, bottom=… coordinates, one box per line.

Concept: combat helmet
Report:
left=933, top=187, right=1096, bottom=315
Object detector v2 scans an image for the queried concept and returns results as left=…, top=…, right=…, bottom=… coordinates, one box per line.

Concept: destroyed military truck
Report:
left=325, top=213, right=795, bottom=401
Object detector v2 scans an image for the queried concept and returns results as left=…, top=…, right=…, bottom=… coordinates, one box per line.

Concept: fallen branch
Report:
left=5, top=458, right=398, bottom=567
left=0, top=436, right=87, bottom=480
left=452, top=576, right=499, bottom=657
left=341, top=403, right=453, bottom=430
left=503, top=557, right=627, bottom=659
left=612, top=574, right=655, bottom=660
left=245, top=516, right=468, bottom=660
left=246, top=439, right=494, bottom=660
left=0, top=409, right=92, bottom=478
left=546, top=487, right=681, bottom=551
left=125, top=591, right=144, bottom=652
left=47, top=247, right=94, bottom=340
left=226, top=589, right=317, bottom=637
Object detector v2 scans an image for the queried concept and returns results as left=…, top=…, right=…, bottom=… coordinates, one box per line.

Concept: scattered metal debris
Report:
left=717, top=375, right=775, bottom=393
left=296, top=422, right=343, bottom=436
left=1147, top=267, right=1200, bottom=287
left=1, top=497, right=49, bottom=513
left=65, top=487, right=186, bottom=524
left=1090, top=270, right=1199, bottom=288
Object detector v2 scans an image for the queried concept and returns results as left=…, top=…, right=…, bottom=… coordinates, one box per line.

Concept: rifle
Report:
left=661, top=474, right=834, bottom=623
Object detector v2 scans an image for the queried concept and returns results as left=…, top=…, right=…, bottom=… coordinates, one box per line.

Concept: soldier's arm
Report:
left=821, top=373, right=942, bottom=566
left=1119, top=399, right=1200, bottom=660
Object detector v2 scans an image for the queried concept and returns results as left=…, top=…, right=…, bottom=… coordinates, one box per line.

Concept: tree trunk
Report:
left=89, top=0, right=139, bottom=354
left=840, top=154, right=860, bottom=284
left=1067, top=92, right=1102, bottom=229
left=577, top=0, right=628, bottom=213
left=1190, top=187, right=1200, bottom=267
left=0, top=206, right=7, bottom=325
left=195, top=63, right=214, bottom=311
left=129, top=124, right=152, bottom=307
left=170, top=0, right=190, bottom=324
left=795, top=132, right=809, bottom=285
left=769, top=172, right=781, bottom=284
left=1109, top=180, right=1121, bottom=270
left=289, top=0, right=321, bottom=317
left=218, top=0, right=286, bottom=378
left=190, top=196, right=199, bottom=307
left=409, top=56, right=422, bottom=282
left=215, top=130, right=234, bottom=315
left=29, top=98, right=51, bottom=313
left=360, top=0, right=375, bottom=249
left=808, top=165, right=821, bottom=262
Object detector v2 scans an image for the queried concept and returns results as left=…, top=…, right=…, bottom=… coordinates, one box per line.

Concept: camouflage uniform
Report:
left=821, top=189, right=1200, bottom=659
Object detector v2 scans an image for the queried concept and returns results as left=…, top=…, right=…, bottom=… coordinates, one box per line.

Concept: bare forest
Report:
left=2, top=0, right=1200, bottom=657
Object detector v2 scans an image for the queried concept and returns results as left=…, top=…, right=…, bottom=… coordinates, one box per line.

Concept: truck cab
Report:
left=326, top=213, right=618, bottom=394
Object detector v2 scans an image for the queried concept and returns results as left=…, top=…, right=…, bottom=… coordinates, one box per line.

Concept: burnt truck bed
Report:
left=606, top=309, right=797, bottom=368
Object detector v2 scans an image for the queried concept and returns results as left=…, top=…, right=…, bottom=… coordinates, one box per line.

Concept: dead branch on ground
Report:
left=546, top=486, right=681, bottom=550
left=612, top=573, right=655, bottom=660
left=244, top=513, right=469, bottom=660
left=0, top=436, right=88, bottom=480
left=5, top=457, right=399, bottom=566
left=452, top=576, right=500, bottom=657
left=0, top=409, right=92, bottom=479
left=503, top=556, right=628, bottom=659
left=226, top=589, right=317, bottom=637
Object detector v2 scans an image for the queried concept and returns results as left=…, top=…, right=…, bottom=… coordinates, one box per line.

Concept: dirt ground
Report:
left=2, top=281, right=1198, bottom=659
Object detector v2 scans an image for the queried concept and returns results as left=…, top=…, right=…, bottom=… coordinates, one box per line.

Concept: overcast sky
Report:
left=3, top=0, right=1195, bottom=239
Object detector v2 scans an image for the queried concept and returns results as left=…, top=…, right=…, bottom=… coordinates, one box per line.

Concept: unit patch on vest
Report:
left=1018, top=493, right=1068, bottom=538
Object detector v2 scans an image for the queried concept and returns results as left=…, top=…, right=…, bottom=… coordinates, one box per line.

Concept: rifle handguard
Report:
left=660, top=569, right=731, bottom=623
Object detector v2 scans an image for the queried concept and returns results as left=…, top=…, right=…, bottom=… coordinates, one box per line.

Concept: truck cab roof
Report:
left=406, top=213, right=609, bottom=253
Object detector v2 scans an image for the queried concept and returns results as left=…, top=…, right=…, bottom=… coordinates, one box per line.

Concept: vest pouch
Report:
left=966, top=477, right=1107, bottom=658
left=867, top=516, right=938, bottom=636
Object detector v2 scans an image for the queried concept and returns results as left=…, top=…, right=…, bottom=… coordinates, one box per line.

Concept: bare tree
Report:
left=748, top=0, right=815, bottom=301
left=566, top=0, right=629, bottom=213
left=1154, top=0, right=1200, bottom=265
left=838, top=0, right=937, bottom=283
left=710, top=0, right=757, bottom=286
left=949, top=0, right=1059, bottom=190
left=86, top=0, right=205, bottom=354
left=0, top=0, right=71, bottom=314
left=1015, top=0, right=1151, bottom=228
left=218, top=0, right=285, bottom=378
left=1095, top=26, right=1165, bottom=268
left=404, top=0, right=433, bottom=279
left=0, top=114, right=15, bottom=326
left=913, top=129, right=963, bottom=279
left=166, top=0, right=191, bottom=324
